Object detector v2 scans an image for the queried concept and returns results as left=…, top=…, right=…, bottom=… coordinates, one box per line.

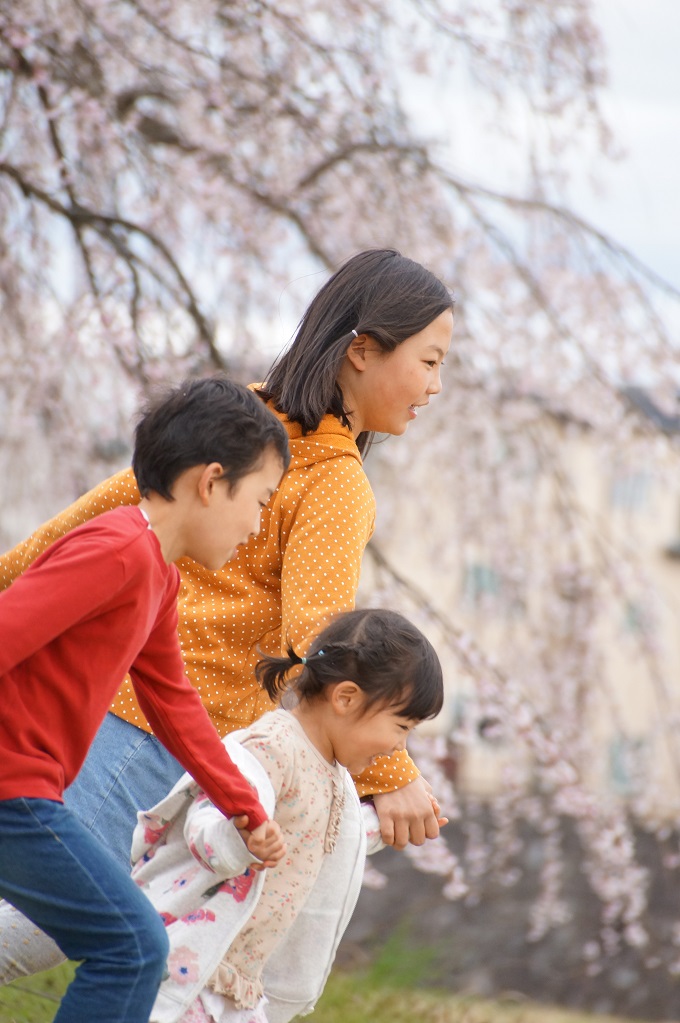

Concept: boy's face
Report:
left=189, top=447, right=284, bottom=570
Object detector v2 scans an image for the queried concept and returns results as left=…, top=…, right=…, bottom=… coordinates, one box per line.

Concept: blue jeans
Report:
left=0, top=797, right=169, bottom=1023
left=0, top=712, right=185, bottom=982
left=65, top=711, right=186, bottom=866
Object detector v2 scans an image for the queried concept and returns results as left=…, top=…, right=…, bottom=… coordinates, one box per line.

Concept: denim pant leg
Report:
left=0, top=712, right=185, bottom=982
left=0, top=798, right=169, bottom=1023
left=64, top=711, right=186, bottom=867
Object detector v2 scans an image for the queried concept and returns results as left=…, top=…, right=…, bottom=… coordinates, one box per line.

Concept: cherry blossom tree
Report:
left=2, top=0, right=680, bottom=986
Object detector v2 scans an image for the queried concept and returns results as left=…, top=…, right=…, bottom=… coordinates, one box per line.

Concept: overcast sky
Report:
left=572, top=0, right=680, bottom=288
left=415, top=0, right=679, bottom=292
left=273, top=2, right=680, bottom=351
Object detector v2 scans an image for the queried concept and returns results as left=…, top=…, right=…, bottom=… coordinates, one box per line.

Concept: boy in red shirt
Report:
left=0, top=375, right=288, bottom=1023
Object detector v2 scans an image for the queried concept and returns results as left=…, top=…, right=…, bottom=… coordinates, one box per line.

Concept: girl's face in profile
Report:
left=342, top=308, right=453, bottom=438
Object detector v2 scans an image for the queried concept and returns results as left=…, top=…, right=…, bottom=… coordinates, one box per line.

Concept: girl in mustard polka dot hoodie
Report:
left=0, top=249, right=455, bottom=1001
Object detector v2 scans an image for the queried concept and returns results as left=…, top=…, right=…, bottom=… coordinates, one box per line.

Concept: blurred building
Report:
left=359, top=387, right=680, bottom=815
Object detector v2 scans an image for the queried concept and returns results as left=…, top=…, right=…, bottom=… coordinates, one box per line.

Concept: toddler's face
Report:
left=333, top=699, right=419, bottom=776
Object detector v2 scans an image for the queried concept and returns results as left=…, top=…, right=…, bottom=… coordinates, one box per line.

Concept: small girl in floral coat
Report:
left=132, top=608, right=445, bottom=1023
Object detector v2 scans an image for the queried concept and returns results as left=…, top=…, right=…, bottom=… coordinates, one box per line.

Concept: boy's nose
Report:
left=249, top=508, right=262, bottom=539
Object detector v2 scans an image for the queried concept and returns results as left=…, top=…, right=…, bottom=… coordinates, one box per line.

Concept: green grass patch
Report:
left=0, top=950, right=646, bottom=1023
left=309, top=929, right=643, bottom=1023
left=311, top=971, right=642, bottom=1023
left=0, top=962, right=75, bottom=1023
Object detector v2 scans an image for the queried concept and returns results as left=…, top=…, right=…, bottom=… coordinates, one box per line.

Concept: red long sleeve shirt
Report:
left=0, top=506, right=267, bottom=829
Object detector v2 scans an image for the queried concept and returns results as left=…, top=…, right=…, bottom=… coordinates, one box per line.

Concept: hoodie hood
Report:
left=255, top=388, right=363, bottom=471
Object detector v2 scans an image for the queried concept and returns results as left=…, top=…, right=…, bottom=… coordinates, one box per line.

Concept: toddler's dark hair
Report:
left=256, top=608, right=443, bottom=721
left=133, top=374, right=290, bottom=500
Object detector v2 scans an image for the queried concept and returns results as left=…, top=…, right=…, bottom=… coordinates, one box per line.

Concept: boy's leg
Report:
left=0, top=797, right=169, bottom=1023
left=0, top=711, right=184, bottom=982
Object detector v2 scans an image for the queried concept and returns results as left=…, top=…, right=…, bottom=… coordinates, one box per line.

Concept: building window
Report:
left=608, top=734, right=648, bottom=796
left=462, top=562, right=500, bottom=607
left=609, top=470, right=651, bottom=513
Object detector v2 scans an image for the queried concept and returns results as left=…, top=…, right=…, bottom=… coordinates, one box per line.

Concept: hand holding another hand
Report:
left=234, top=816, right=286, bottom=869
left=373, top=775, right=448, bottom=849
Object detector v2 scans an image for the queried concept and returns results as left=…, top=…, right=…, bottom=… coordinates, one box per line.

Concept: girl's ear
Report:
left=344, top=336, right=369, bottom=373
left=329, top=680, right=364, bottom=715
left=197, top=462, right=225, bottom=506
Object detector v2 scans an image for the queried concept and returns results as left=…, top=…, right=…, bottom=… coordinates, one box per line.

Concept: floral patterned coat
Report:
left=131, top=730, right=383, bottom=1023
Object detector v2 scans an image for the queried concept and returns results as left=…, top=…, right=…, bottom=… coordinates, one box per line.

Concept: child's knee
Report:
left=112, top=903, right=168, bottom=979
left=142, top=910, right=170, bottom=974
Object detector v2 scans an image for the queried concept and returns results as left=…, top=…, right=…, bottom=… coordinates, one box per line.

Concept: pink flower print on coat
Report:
left=137, top=848, right=155, bottom=867
left=178, top=1000, right=212, bottom=1023
left=140, top=813, right=172, bottom=846
left=172, top=866, right=200, bottom=892
left=167, top=945, right=200, bottom=985
left=160, top=911, right=178, bottom=927
left=187, top=834, right=218, bottom=873
left=219, top=869, right=255, bottom=903
left=181, top=907, right=217, bottom=925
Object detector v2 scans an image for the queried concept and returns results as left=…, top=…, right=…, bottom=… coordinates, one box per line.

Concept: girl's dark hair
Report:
left=133, top=374, right=290, bottom=500
left=256, top=608, right=443, bottom=722
left=259, top=249, right=453, bottom=455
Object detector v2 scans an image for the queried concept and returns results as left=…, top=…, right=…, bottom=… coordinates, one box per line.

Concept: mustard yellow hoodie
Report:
left=0, top=404, right=420, bottom=795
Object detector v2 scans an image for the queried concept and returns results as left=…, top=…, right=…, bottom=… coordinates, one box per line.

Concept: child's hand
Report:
left=233, top=816, right=286, bottom=869
left=428, top=792, right=449, bottom=829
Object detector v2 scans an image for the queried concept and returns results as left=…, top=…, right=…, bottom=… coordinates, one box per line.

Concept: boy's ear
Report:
left=329, top=681, right=363, bottom=714
left=344, top=335, right=369, bottom=373
left=197, top=463, right=225, bottom=505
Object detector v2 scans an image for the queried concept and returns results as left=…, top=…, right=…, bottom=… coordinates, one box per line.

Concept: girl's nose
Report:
left=428, top=368, right=443, bottom=395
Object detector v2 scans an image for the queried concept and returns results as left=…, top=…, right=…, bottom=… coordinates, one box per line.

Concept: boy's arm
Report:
left=0, top=537, right=128, bottom=675
left=130, top=597, right=271, bottom=832
left=0, top=469, right=140, bottom=591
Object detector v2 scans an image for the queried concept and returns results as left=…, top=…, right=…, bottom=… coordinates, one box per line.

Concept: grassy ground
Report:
left=0, top=962, right=76, bottom=1023
left=0, top=958, right=647, bottom=1023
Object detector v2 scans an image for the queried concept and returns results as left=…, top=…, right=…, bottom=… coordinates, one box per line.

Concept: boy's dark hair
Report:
left=133, top=374, right=291, bottom=500
left=256, top=607, right=444, bottom=722
left=259, top=248, right=454, bottom=456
